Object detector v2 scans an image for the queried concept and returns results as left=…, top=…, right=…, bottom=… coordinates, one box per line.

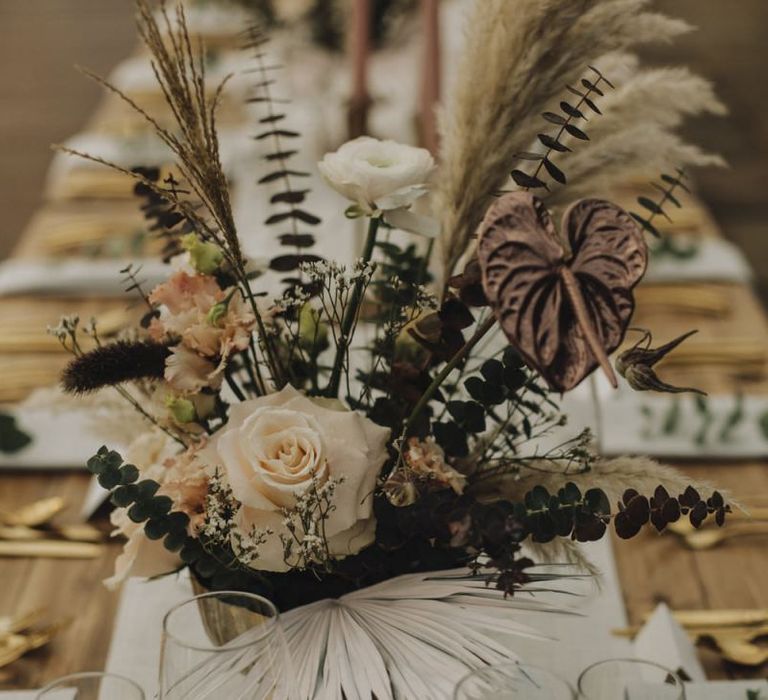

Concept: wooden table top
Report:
left=2, top=56, right=768, bottom=696
left=2, top=266, right=767, bottom=690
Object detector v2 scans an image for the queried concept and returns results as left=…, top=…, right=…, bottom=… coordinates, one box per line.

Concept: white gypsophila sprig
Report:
left=203, top=471, right=273, bottom=566
left=47, top=314, right=81, bottom=353
left=296, top=259, right=376, bottom=391
left=279, top=473, right=345, bottom=572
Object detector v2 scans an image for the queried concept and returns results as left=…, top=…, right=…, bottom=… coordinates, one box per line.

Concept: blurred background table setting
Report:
left=1, top=0, right=768, bottom=697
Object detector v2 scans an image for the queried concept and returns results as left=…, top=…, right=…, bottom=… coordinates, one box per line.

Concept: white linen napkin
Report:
left=644, top=238, right=752, bottom=284
left=0, top=405, right=129, bottom=472
left=0, top=258, right=170, bottom=298
left=633, top=602, right=707, bottom=682
left=592, top=375, right=768, bottom=459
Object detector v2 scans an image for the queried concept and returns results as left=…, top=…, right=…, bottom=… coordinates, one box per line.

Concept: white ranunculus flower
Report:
left=318, top=136, right=435, bottom=215
left=209, top=385, right=391, bottom=572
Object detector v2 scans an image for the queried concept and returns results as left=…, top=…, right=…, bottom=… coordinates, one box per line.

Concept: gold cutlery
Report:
left=0, top=361, right=68, bottom=401
left=679, top=523, right=768, bottom=550
left=708, top=627, right=768, bottom=666
left=664, top=609, right=768, bottom=628
left=0, top=497, right=66, bottom=527
left=656, top=339, right=766, bottom=369
left=0, top=620, right=71, bottom=669
left=614, top=608, right=768, bottom=635
left=667, top=508, right=768, bottom=536
left=635, top=285, right=731, bottom=318
left=0, top=307, right=131, bottom=354
left=0, top=540, right=103, bottom=559
left=0, top=524, right=104, bottom=544
left=0, top=608, right=47, bottom=637
left=614, top=618, right=768, bottom=666
left=47, top=164, right=177, bottom=201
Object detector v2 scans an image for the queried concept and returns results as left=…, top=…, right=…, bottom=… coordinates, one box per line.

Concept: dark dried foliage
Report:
left=510, top=66, right=612, bottom=191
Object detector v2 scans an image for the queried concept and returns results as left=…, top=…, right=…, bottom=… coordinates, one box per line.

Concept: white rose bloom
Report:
left=318, top=136, right=435, bottom=215
left=209, top=385, right=391, bottom=572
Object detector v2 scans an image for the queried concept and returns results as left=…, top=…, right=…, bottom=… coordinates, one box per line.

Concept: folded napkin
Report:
left=0, top=258, right=170, bottom=298
left=15, top=205, right=148, bottom=258
left=633, top=603, right=706, bottom=682
left=108, top=51, right=252, bottom=98
left=591, top=376, right=768, bottom=459
left=0, top=403, right=129, bottom=472
left=644, top=238, right=752, bottom=284
left=156, top=2, right=255, bottom=40
left=47, top=129, right=256, bottom=200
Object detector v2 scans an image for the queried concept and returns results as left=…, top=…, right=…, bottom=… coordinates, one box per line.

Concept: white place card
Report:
left=633, top=602, right=706, bottom=682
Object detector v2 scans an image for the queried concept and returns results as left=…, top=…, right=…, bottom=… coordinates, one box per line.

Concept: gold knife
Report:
left=0, top=497, right=66, bottom=527
left=614, top=608, right=768, bottom=636
left=0, top=524, right=105, bottom=543
left=0, top=540, right=102, bottom=559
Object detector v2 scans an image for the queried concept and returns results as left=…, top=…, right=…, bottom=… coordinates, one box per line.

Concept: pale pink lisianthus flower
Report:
left=148, top=271, right=257, bottom=393
left=149, top=271, right=221, bottom=317
left=165, top=346, right=222, bottom=393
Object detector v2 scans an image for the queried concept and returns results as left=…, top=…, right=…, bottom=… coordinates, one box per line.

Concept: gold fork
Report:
left=0, top=524, right=104, bottom=544
left=0, top=620, right=71, bottom=669
left=0, top=307, right=131, bottom=353
left=681, top=523, right=768, bottom=550
left=0, top=497, right=66, bottom=527
left=0, top=608, right=47, bottom=637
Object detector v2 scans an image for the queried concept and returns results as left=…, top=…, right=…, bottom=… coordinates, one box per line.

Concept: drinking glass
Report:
left=454, top=662, right=575, bottom=699
left=36, top=671, right=145, bottom=699
left=577, top=659, right=685, bottom=699
left=159, top=590, right=292, bottom=699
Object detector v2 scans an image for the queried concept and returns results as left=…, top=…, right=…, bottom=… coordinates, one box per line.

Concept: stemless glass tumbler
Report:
left=159, top=590, right=292, bottom=700
left=36, top=671, right=145, bottom=700
left=577, top=658, right=685, bottom=699
left=454, top=662, right=575, bottom=699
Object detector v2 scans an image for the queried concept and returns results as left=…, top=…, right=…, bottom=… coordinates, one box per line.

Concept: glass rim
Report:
left=37, top=671, right=145, bottom=697
left=577, top=657, right=684, bottom=693
left=162, top=589, right=280, bottom=652
left=454, top=660, right=575, bottom=698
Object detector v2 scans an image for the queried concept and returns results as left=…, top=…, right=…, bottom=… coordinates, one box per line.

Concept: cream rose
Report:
left=209, top=385, right=390, bottom=572
left=318, top=136, right=435, bottom=215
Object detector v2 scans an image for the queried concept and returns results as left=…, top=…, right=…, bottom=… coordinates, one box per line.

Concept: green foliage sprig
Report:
left=243, top=26, right=323, bottom=286
left=510, top=66, right=613, bottom=190
left=87, top=446, right=272, bottom=593
left=0, top=412, right=32, bottom=454
left=451, top=481, right=728, bottom=595
left=631, top=168, right=690, bottom=240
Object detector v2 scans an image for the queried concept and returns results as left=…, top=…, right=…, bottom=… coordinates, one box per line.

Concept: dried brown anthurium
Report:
left=476, top=192, right=648, bottom=392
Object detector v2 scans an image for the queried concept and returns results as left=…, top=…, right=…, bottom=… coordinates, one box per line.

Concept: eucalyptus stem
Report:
left=224, top=371, right=246, bottom=402
left=403, top=315, right=497, bottom=434
left=326, top=214, right=381, bottom=397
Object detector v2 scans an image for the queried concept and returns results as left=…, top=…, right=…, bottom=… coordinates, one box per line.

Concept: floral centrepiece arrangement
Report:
left=55, top=1, right=733, bottom=697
